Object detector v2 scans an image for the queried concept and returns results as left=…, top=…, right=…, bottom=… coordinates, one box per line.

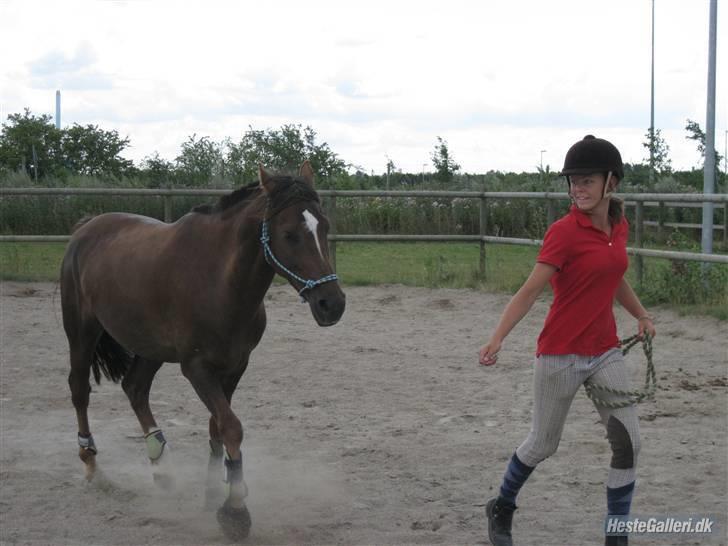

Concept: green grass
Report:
left=0, top=241, right=537, bottom=291
left=0, top=242, right=67, bottom=282
left=334, top=242, right=536, bottom=293
left=2, top=241, right=726, bottom=319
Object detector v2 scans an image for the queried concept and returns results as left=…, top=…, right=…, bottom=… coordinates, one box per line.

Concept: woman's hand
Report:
left=476, top=263, right=556, bottom=368
left=638, top=316, right=656, bottom=339
left=479, top=339, right=502, bottom=366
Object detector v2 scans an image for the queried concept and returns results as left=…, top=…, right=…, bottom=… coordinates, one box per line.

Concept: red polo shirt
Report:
left=536, top=206, right=629, bottom=356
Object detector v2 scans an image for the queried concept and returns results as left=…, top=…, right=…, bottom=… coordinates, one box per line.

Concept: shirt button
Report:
left=608, top=242, right=612, bottom=246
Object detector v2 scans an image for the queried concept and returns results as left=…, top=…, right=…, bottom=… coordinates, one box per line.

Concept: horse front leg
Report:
left=182, top=360, right=251, bottom=540
left=204, top=417, right=225, bottom=510
left=216, top=410, right=250, bottom=539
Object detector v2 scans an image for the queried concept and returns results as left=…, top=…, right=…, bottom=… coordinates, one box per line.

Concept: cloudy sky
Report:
left=1, top=0, right=725, bottom=175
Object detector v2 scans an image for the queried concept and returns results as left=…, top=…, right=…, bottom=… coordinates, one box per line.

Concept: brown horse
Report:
left=60, top=161, right=345, bottom=539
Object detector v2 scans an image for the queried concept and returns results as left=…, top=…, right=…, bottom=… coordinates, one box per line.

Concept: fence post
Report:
left=479, top=196, right=487, bottom=278
left=546, top=198, right=556, bottom=227
left=635, top=200, right=644, bottom=286
left=329, top=193, right=337, bottom=271
left=657, top=201, right=665, bottom=239
left=163, top=186, right=172, bottom=223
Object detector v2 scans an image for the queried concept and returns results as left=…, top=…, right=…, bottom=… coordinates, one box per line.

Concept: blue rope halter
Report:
left=259, top=220, right=338, bottom=300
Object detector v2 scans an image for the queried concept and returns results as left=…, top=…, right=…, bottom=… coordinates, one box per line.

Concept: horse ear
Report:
left=258, top=164, right=274, bottom=193
left=299, top=160, right=315, bottom=187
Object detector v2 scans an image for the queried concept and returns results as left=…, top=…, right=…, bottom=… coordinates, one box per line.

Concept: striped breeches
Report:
left=515, top=348, right=641, bottom=489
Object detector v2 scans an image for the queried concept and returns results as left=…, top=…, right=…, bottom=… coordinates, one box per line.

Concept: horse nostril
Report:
left=318, top=298, right=329, bottom=312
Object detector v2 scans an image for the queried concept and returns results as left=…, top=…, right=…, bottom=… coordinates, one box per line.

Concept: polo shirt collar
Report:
left=569, top=204, right=596, bottom=228
left=569, top=204, right=625, bottom=235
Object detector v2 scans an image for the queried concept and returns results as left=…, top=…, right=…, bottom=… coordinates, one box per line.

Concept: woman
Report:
left=479, top=135, right=656, bottom=546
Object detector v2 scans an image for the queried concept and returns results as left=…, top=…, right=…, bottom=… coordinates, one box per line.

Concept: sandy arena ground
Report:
left=1, top=281, right=726, bottom=546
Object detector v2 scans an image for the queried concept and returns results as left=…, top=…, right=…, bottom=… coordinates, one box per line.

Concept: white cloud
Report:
left=0, top=0, right=725, bottom=174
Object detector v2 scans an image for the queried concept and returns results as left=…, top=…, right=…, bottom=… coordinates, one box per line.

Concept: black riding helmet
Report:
left=561, top=135, right=624, bottom=181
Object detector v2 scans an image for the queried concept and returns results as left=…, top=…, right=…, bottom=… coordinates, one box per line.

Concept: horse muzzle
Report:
left=307, top=285, right=346, bottom=326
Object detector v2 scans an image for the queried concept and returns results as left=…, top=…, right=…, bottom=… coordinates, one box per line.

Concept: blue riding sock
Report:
left=498, top=452, right=535, bottom=506
left=607, top=481, right=635, bottom=515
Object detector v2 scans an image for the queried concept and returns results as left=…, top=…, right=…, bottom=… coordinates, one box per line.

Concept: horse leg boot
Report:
left=121, top=357, right=173, bottom=488
left=145, top=428, right=173, bottom=489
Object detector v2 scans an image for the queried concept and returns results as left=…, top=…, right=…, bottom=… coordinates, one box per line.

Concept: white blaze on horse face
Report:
left=302, top=209, right=324, bottom=258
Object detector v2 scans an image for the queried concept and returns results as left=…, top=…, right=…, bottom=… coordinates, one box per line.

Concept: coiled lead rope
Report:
left=584, top=334, right=656, bottom=409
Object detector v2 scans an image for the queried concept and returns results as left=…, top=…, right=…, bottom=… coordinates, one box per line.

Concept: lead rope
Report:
left=584, top=334, right=656, bottom=409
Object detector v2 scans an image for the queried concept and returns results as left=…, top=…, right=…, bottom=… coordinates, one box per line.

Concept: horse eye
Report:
left=284, top=231, right=299, bottom=242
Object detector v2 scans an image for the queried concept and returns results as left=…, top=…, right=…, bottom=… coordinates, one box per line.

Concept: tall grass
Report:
left=633, top=232, right=728, bottom=318
left=2, top=185, right=722, bottom=249
left=328, top=196, right=558, bottom=239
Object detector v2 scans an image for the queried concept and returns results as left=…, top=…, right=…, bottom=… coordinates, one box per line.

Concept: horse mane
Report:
left=191, top=176, right=319, bottom=217
left=191, top=182, right=259, bottom=214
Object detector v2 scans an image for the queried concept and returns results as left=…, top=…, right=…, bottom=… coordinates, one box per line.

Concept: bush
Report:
left=638, top=231, right=728, bottom=307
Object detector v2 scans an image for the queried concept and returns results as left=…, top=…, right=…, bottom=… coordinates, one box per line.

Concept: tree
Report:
left=226, top=124, right=347, bottom=184
left=385, top=157, right=397, bottom=175
left=140, top=152, right=175, bottom=188
left=0, top=108, right=62, bottom=179
left=642, top=127, right=672, bottom=176
left=536, top=164, right=559, bottom=189
left=174, top=134, right=224, bottom=186
left=61, top=123, right=133, bottom=178
left=431, top=136, right=460, bottom=184
left=685, top=118, right=723, bottom=169
left=0, top=109, right=134, bottom=180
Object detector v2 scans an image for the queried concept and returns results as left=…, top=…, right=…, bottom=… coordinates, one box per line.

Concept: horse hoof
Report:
left=216, top=501, right=251, bottom=540
left=204, top=487, right=224, bottom=512
left=152, top=472, right=175, bottom=491
left=79, top=448, right=96, bottom=481
left=84, top=466, right=96, bottom=481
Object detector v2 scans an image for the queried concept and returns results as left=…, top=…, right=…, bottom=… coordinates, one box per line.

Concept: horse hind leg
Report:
left=67, top=322, right=103, bottom=481
left=121, top=356, right=174, bottom=489
left=68, top=318, right=133, bottom=481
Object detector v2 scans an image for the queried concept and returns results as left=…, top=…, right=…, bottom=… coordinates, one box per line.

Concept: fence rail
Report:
left=2, top=188, right=727, bottom=272
left=2, top=187, right=728, bottom=202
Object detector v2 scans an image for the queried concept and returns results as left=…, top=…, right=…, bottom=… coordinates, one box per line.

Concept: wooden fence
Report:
left=2, top=188, right=727, bottom=281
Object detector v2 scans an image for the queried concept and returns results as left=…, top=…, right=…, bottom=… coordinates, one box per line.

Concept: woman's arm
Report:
left=615, top=278, right=656, bottom=338
left=479, top=262, right=557, bottom=366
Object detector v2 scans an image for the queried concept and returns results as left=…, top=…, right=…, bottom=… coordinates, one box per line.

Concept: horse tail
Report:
left=71, top=215, right=95, bottom=234
left=91, top=331, right=133, bottom=384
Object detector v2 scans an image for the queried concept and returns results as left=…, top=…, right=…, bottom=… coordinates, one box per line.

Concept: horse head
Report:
left=258, top=161, right=346, bottom=327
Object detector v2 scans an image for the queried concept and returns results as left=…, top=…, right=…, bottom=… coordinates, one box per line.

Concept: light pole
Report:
left=422, top=163, right=427, bottom=186
left=649, top=0, right=655, bottom=188
left=701, top=0, right=717, bottom=259
left=385, top=155, right=391, bottom=192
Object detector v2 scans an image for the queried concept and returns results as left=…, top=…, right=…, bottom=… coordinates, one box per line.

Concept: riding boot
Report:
left=486, top=496, right=517, bottom=546
left=605, top=534, right=628, bottom=546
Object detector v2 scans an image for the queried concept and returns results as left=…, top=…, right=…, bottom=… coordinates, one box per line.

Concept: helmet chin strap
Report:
left=602, top=171, right=614, bottom=200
